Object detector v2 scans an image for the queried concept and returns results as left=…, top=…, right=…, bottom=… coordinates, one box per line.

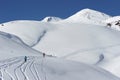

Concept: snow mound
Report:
left=65, top=8, right=111, bottom=24
left=42, top=16, right=63, bottom=22
left=0, top=56, right=119, bottom=80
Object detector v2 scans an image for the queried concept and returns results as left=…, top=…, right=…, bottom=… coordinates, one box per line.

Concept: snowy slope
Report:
left=65, top=8, right=111, bottom=24
left=1, top=17, right=120, bottom=65
left=33, top=22, right=120, bottom=64
left=42, top=16, right=63, bottom=22
left=0, top=31, right=41, bottom=60
left=0, top=56, right=119, bottom=80
left=0, top=10, right=120, bottom=65
left=0, top=20, right=55, bottom=47
left=0, top=31, right=119, bottom=80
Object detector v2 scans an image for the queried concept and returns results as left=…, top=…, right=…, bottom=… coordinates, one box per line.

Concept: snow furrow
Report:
left=34, top=57, right=47, bottom=80
left=1, top=58, right=23, bottom=80
left=33, top=63, right=42, bottom=80
left=30, top=57, right=40, bottom=80
left=24, top=59, right=36, bottom=80
left=1, top=69, right=12, bottom=80
left=14, top=60, right=27, bottom=80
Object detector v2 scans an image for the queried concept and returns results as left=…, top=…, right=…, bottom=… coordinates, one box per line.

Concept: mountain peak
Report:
left=42, top=16, right=62, bottom=22
left=66, top=8, right=111, bottom=24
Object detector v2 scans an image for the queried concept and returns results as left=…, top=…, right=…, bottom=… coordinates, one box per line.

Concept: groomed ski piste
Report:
left=0, top=8, right=120, bottom=80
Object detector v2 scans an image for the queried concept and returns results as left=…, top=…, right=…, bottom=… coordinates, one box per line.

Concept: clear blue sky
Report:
left=0, top=0, right=120, bottom=23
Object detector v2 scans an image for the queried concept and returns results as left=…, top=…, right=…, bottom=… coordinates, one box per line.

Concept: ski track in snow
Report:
left=0, top=56, right=46, bottom=80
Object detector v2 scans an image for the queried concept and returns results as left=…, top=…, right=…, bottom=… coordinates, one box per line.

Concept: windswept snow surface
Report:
left=0, top=56, right=119, bottom=80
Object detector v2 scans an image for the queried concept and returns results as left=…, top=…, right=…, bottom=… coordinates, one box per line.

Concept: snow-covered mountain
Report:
left=1, top=8, right=120, bottom=79
left=42, top=16, right=63, bottom=22
left=0, top=9, right=120, bottom=65
left=65, top=8, right=111, bottom=24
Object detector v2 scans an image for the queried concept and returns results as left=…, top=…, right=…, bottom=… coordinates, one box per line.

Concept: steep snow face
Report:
left=42, top=16, right=63, bottom=22
left=33, top=22, right=120, bottom=64
left=65, top=8, right=111, bottom=24
left=0, top=31, right=41, bottom=60
left=105, top=16, right=120, bottom=30
left=0, top=56, right=119, bottom=80
left=0, top=20, right=55, bottom=46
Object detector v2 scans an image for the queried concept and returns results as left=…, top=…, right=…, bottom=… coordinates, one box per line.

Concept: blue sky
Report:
left=0, top=0, right=120, bottom=23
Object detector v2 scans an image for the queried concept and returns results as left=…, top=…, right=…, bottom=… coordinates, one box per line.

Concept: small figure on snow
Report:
left=24, top=56, right=27, bottom=62
left=43, top=53, right=46, bottom=57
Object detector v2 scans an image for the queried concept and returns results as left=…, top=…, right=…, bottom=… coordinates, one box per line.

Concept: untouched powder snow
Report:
left=0, top=56, right=119, bottom=80
left=65, top=8, right=111, bottom=24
